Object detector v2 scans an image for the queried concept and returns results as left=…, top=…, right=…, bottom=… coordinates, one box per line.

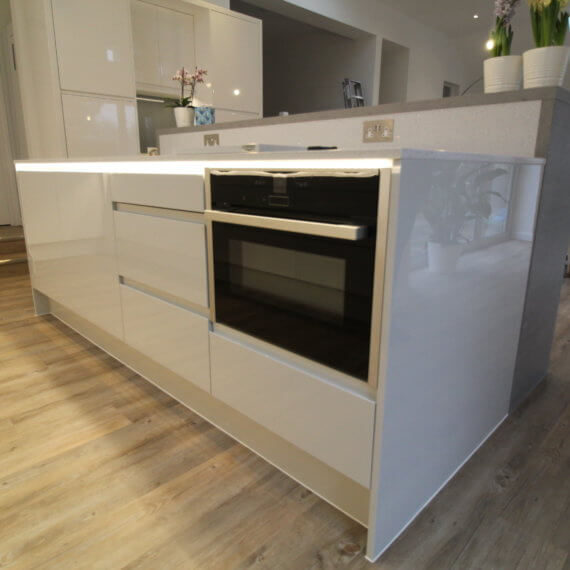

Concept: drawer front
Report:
left=121, top=284, right=210, bottom=392
left=110, top=173, right=204, bottom=212
left=114, top=210, right=208, bottom=308
left=210, top=332, right=375, bottom=488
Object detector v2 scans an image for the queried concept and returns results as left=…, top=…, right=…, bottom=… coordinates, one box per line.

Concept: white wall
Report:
left=244, top=0, right=468, bottom=102
left=0, top=0, right=10, bottom=27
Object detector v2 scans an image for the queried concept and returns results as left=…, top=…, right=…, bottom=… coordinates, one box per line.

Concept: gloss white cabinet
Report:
left=121, top=284, right=210, bottom=391
left=114, top=210, right=208, bottom=308
left=110, top=173, right=205, bottom=212
left=17, top=171, right=124, bottom=339
left=131, top=0, right=196, bottom=97
left=209, top=11, right=262, bottom=115
left=51, top=0, right=136, bottom=98
left=61, top=93, right=139, bottom=158
left=210, top=331, right=375, bottom=488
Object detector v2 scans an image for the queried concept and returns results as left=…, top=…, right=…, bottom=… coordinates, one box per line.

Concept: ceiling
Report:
left=378, top=0, right=495, bottom=37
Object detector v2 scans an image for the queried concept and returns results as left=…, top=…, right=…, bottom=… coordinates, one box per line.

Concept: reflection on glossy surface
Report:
left=17, top=172, right=123, bottom=339
left=372, top=157, right=542, bottom=554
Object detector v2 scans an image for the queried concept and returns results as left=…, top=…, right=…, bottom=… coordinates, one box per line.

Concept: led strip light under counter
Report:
left=14, top=158, right=394, bottom=174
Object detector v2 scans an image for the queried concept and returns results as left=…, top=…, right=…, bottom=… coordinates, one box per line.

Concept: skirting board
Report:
left=41, top=293, right=370, bottom=526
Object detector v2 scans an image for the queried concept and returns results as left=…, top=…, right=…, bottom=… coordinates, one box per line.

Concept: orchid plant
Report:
left=488, top=0, right=521, bottom=57
left=168, top=66, right=207, bottom=108
left=528, top=0, right=569, bottom=47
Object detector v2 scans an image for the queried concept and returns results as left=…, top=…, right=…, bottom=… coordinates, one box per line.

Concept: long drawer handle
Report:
left=204, top=210, right=368, bottom=241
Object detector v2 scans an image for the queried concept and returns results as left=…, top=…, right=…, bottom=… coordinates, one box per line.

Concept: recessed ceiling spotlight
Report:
left=473, top=14, right=479, bottom=19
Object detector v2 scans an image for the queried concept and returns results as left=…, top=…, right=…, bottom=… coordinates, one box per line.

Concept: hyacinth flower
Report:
left=169, top=66, right=208, bottom=108
left=488, top=0, right=521, bottom=57
left=528, top=0, right=569, bottom=46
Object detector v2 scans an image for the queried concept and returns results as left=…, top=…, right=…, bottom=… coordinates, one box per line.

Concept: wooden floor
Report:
left=1, top=263, right=569, bottom=569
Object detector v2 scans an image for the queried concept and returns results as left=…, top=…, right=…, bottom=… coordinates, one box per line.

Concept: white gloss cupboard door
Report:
left=131, top=0, right=196, bottom=97
left=114, top=210, right=208, bottom=308
left=110, top=173, right=205, bottom=212
left=120, top=284, right=210, bottom=392
left=17, top=172, right=124, bottom=339
left=131, top=0, right=160, bottom=87
left=210, top=332, right=375, bottom=488
left=51, top=0, right=136, bottom=98
left=210, top=11, right=262, bottom=115
left=157, top=6, right=196, bottom=91
left=61, top=93, right=139, bottom=157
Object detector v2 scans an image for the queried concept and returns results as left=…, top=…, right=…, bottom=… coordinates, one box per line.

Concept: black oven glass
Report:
left=212, top=222, right=376, bottom=380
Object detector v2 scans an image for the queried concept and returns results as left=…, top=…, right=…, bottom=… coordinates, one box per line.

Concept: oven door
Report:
left=210, top=214, right=376, bottom=381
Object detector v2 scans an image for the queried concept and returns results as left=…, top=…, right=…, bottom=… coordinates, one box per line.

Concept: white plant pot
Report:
left=427, top=242, right=463, bottom=275
left=484, top=55, right=522, bottom=93
left=523, top=46, right=570, bottom=88
left=174, top=107, right=195, bottom=128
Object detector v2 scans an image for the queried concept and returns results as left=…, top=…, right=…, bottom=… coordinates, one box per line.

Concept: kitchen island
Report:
left=15, top=145, right=556, bottom=561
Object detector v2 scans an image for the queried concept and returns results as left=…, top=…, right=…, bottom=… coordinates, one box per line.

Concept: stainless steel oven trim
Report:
left=208, top=169, right=380, bottom=178
left=366, top=167, right=393, bottom=389
left=204, top=210, right=368, bottom=241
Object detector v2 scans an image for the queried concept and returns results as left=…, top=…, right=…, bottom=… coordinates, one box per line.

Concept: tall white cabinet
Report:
left=132, top=1, right=197, bottom=97
left=131, top=0, right=263, bottom=122
left=11, top=0, right=139, bottom=158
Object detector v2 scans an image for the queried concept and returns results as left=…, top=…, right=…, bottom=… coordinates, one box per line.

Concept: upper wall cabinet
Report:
left=209, top=11, right=262, bottom=115
left=51, top=0, right=136, bottom=98
left=131, top=0, right=196, bottom=97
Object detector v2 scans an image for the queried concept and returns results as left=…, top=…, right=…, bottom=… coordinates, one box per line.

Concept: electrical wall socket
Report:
left=362, top=119, right=394, bottom=143
left=204, top=133, right=220, bottom=146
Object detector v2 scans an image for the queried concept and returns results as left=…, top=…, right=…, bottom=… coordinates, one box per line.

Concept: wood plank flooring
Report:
left=1, top=263, right=569, bottom=569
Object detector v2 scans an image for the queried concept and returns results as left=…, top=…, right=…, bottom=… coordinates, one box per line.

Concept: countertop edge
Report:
left=157, top=87, right=570, bottom=137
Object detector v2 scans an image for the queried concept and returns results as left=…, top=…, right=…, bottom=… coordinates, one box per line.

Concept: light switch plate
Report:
left=362, top=119, right=394, bottom=143
left=204, top=134, right=220, bottom=146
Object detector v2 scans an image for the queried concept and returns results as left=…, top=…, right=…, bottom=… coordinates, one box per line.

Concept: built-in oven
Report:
left=206, top=169, right=383, bottom=383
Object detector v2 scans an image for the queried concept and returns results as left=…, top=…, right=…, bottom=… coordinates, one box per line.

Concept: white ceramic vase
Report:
left=483, top=55, right=522, bottom=94
left=427, top=242, right=463, bottom=275
left=174, top=107, right=195, bottom=128
left=523, top=46, right=570, bottom=88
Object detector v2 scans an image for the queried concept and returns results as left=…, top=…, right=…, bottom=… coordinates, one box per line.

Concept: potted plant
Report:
left=524, top=0, right=569, bottom=87
left=484, top=0, right=523, bottom=93
left=168, top=66, right=207, bottom=128
left=423, top=165, right=508, bottom=274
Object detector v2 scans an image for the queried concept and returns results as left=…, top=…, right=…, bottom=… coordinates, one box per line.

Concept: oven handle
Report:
left=204, top=210, right=368, bottom=241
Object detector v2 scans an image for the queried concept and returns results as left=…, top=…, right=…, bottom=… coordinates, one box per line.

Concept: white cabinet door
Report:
left=110, top=173, right=205, bottom=212
left=157, top=6, right=196, bottom=92
left=131, top=1, right=196, bottom=97
left=210, top=332, right=375, bottom=487
left=210, top=11, right=262, bottom=115
left=17, top=172, right=124, bottom=339
left=51, top=0, right=136, bottom=98
left=61, top=93, right=139, bottom=157
left=114, top=210, right=209, bottom=308
left=121, top=284, right=210, bottom=392
left=131, top=0, right=160, bottom=87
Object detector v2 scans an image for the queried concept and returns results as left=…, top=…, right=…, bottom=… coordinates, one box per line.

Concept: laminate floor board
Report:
left=0, top=264, right=568, bottom=569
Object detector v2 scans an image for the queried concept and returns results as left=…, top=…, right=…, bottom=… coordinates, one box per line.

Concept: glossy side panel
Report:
left=17, top=171, right=124, bottom=338
left=51, top=0, right=136, bottom=98
left=367, top=157, right=543, bottom=560
left=61, top=93, right=139, bottom=158
left=209, top=330, right=375, bottom=488
left=120, top=284, right=210, bottom=392
left=109, top=173, right=205, bottom=212
left=114, top=210, right=208, bottom=308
